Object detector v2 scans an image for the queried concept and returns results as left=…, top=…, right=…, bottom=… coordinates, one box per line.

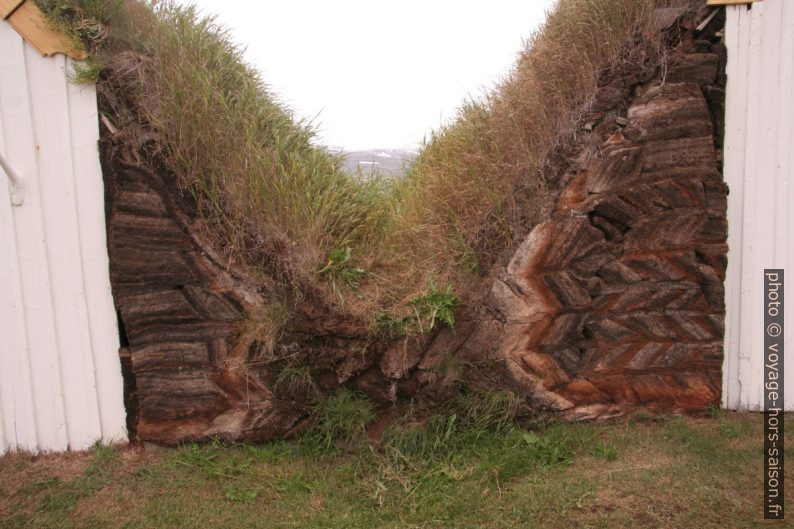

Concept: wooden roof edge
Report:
left=706, top=0, right=760, bottom=6
left=1, top=0, right=24, bottom=19
left=1, top=0, right=87, bottom=60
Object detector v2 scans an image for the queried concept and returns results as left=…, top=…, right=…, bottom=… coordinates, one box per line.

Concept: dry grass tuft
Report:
left=39, top=0, right=390, bottom=300
left=382, top=0, right=697, bottom=307
left=38, top=0, right=698, bottom=330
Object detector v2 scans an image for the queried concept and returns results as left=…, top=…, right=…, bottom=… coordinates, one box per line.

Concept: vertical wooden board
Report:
left=0, top=92, right=27, bottom=453
left=775, top=0, right=794, bottom=410
left=721, top=0, right=793, bottom=410
left=0, top=390, right=4, bottom=453
left=722, top=5, right=748, bottom=409
left=723, top=5, right=755, bottom=409
left=16, top=44, right=71, bottom=451
left=0, top=43, right=13, bottom=453
left=737, top=2, right=765, bottom=410
left=774, top=2, right=794, bottom=409
left=773, top=1, right=793, bottom=265
left=754, top=0, right=785, bottom=409
left=66, top=62, right=127, bottom=443
left=0, top=186, right=12, bottom=451
left=0, top=109, right=18, bottom=453
left=0, top=22, right=125, bottom=452
left=26, top=48, right=102, bottom=450
left=0, top=22, right=54, bottom=451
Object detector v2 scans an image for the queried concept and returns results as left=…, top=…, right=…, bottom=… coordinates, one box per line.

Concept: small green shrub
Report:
left=408, top=278, right=461, bottom=333
left=318, top=247, right=367, bottom=303
left=318, top=247, right=366, bottom=286
left=372, top=279, right=460, bottom=338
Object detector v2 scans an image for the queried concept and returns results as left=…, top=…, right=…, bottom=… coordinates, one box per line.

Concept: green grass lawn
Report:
left=1, top=412, right=792, bottom=529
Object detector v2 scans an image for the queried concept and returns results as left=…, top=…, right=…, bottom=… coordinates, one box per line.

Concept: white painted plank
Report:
left=786, top=2, right=794, bottom=411
left=0, top=32, right=14, bottom=454
left=725, top=5, right=756, bottom=409
left=0, top=20, right=128, bottom=452
left=742, top=3, right=774, bottom=410
left=0, top=93, right=27, bottom=454
left=738, top=1, right=761, bottom=407
left=65, top=61, right=127, bottom=443
left=745, top=2, right=781, bottom=409
left=0, top=23, right=63, bottom=451
left=722, top=5, right=748, bottom=409
left=758, top=1, right=785, bottom=410
left=0, top=110, right=15, bottom=454
left=773, top=1, right=792, bottom=266
left=0, top=24, right=37, bottom=453
left=775, top=0, right=794, bottom=411
left=27, top=49, right=103, bottom=450
left=0, top=388, right=4, bottom=453
left=723, top=0, right=794, bottom=410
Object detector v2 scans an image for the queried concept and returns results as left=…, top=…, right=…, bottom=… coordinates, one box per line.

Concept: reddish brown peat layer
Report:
left=100, top=10, right=728, bottom=442
left=494, top=94, right=727, bottom=419
left=409, top=18, right=729, bottom=420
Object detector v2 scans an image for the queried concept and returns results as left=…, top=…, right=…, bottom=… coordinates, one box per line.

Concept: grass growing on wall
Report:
left=388, top=0, right=685, bottom=300
left=40, top=0, right=390, bottom=289
left=37, top=0, right=697, bottom=332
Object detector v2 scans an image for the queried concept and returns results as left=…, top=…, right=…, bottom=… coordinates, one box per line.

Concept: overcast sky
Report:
left=189, top=0, right=556, bottom=150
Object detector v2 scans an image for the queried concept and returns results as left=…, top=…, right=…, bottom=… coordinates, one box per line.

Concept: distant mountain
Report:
left=340, top=148, right=416, bottom=176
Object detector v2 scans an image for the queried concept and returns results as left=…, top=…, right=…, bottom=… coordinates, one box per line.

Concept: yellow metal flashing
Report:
left=1, top=0, right=87, bottom=60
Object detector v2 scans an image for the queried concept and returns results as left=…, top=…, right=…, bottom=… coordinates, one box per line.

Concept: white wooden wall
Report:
left=723, top=0, right=794, bottom=410
left=0, top=22, right=127, bottom=452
